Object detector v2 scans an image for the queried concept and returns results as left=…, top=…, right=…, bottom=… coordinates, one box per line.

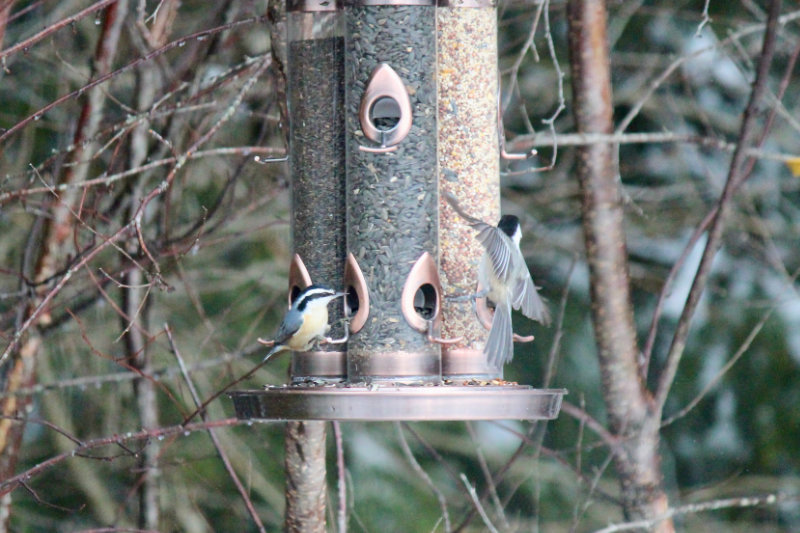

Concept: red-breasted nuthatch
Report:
left=262, top=285, right=346, bottom=362
left=445, top=192, right=551, bottom=368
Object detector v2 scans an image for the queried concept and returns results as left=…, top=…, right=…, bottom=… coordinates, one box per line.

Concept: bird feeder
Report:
left=230, top=0, right=565, bottom=422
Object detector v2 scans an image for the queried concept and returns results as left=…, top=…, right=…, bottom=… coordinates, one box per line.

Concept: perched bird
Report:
left=262, top=285, right=346, bottom=362
left=445, top=192, right=550, bottom=367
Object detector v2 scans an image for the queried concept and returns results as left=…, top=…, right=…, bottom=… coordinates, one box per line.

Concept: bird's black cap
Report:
left=497, top=215, right=520, bottom=237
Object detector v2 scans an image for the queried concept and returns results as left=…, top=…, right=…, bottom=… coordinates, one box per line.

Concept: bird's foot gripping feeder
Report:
left=230, top=0, right=565, bottom=423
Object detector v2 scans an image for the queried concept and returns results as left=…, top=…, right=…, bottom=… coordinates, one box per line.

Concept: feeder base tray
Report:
left=229, top=382, right=566, bottom=421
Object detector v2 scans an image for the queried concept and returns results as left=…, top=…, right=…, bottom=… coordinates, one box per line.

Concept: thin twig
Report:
left=593, top=494, right=790, bottom=533
left=615, top=8, right=800, bottom=136
left=395, top=423, right=451, bottom=532
left=459, top=474, right=498, bottom=533
left=510, top=130, right=797, bottom=163
left=0, top=0, right=118, bottom=61
left=0, top=16, right=269, bottom=147
left=694, top=0, right=712, bottom=36
left=465, top=422, right=508, bottom=530
left=0, top=418, right=244, bottom=495
left=164, top=324, right=267, bottom=533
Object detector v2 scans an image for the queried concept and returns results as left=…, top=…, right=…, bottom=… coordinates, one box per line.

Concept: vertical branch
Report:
left=653, top=0, right=783, bottom=413
left=333, top=422, right=347, bottom=533
left=0, top=1, right=128, bottom=528
left=566, top=0, right=645, bottom=427
left=0, top=2, right=14, bottom=53
left=566, top=0, right=672, bottom=529
left=123, top=1, right=182, bottom=528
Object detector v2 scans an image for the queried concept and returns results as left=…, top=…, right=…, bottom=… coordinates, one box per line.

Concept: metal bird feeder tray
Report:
left=230, top=0, right=565, bottom=422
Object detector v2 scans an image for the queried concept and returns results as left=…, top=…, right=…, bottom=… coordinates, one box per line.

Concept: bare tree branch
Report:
left=653, top=0, right=784, bottom=414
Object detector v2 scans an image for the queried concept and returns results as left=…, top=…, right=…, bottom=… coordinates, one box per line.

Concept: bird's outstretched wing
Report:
left=513, top=275, right=551, bottom=325
left=444, top=192, right=512, bottom=281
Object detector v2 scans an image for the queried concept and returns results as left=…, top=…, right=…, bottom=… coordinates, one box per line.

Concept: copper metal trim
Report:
left=288, top=253, right=313, bottom=306
left=344, top=252, right=369, bottom=333
left=290, top=350, right=347, bottom=381
left=358, top=63, right=412, bottom=152
left=230, top=385, right=566, bottom=421
left=348, top=350, right=440, bottom=379
left=287, top=0, right=340, bottom=11
left=346, top=0, right=434, bottom=6
left=401, top=251, right=440, bottom=332
left=441, top=347, right=500, bottom=378
left=437, top=0, right=495, bottom=7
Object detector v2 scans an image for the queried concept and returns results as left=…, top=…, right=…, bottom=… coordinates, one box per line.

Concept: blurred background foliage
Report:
left=0, top=0, right=799, bottom=531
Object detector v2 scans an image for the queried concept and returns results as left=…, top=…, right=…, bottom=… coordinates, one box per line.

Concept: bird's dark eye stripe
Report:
left=297, top=289, right=336, bottom=311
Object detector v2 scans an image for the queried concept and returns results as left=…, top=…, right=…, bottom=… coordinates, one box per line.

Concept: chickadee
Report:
left=445, top=192, right=550, bottom=367
left=262, top=285, right=346, bottom=362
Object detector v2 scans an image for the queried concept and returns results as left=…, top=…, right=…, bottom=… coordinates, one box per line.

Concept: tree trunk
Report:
left=283, top=421, right=328, bottom=532
left=566, top=0, right=674, bottom=530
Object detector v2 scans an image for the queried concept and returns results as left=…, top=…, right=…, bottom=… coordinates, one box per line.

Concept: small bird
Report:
left=262, top=285, right=346, bottom=362
left=445, top=192, right=550, bottom=368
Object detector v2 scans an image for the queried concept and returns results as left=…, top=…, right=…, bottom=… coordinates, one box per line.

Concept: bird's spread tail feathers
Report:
left=485, top=301, right=514, bottom=368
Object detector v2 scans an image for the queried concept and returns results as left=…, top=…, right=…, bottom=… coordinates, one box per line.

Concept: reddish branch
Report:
left=653, top=0, right=784, bottom=412
left=0, top=416, right=243, bottom=496
left=0, top=1, right=14, bottom=53
left=0, top=0, right=117, bottom=62
left=0, top=15, right=268, bottom=149
left=643, top=13, right=797, bottom=376
left=0, top=3, right=128, bottom=527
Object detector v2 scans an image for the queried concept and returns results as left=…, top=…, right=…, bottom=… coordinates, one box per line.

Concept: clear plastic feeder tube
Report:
left=344, top=0, right=441, bottom=382
left=287, top=0, right=347, bottom=382
left=438, top=0, right=502, bottom=380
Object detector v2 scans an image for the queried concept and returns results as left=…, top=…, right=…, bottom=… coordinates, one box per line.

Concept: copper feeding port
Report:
left=343, top=252, right=369, bottom=334
left=401, top=252, right=462, bottom=345
left=287, top=253, right=313, bottom=305
left=358, top=63, right=412, bottom=153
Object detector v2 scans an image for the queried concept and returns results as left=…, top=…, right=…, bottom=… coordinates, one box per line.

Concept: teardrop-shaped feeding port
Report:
left=401, top=252, right=441, bottom=332
left=359, top=63, right=412, bottom=152
left=288, top=253, right=313, bottom=307
left=344, top=252, right=370, bottom=334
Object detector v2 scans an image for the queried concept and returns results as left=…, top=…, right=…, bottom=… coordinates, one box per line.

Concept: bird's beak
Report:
left=335, top=291, right=347, bottom=299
